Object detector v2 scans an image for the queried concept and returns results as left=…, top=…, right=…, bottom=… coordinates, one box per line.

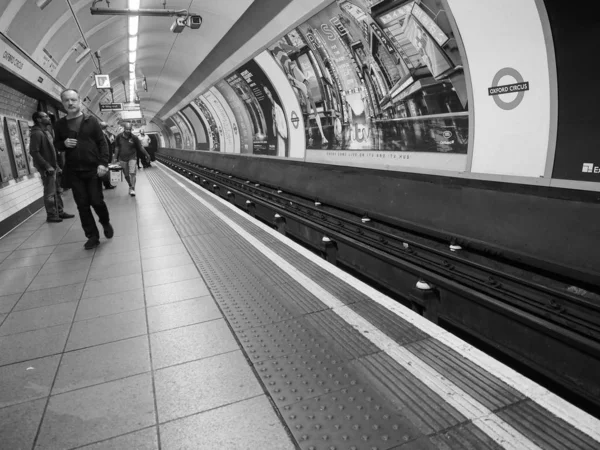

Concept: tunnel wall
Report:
left=164, top=0, right=600, bottom=190
left=159, top=0, right=599, bottom=279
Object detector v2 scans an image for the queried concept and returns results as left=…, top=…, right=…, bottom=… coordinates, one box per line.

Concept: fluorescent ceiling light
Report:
left=130, top=71, right=136, bottom=79
left=129, top=51, right=136, bottom=63
left=128, top=0, right=140, bottom=10
left=128, top=16, right=139, bottom=35
left=129, top=36, right=137, bottom=52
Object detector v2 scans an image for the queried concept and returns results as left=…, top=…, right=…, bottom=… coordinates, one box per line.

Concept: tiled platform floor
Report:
left=0, top=171, right=294, bottom=450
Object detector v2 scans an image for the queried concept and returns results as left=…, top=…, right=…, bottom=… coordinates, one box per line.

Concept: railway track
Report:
left=157, top=153, right=600, bottom=414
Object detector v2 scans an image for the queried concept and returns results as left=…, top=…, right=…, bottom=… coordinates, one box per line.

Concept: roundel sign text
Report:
left=488, top=67, right=530, bottom=111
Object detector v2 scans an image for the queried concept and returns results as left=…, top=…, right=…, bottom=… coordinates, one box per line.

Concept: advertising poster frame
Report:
left=181, top=106, right=210, bottom=150
left=216, top=80, right=255, bottom=154
left=193, top=97, right=221, bottom=152
left=4, top=116, right=29, bottom=178
left=255, top=51, right=307, bottom=159
left=197, top=95, right=227, bottom=152
left=266, top=0, right=471, bottom=172
left=174, top=111, right=195, bottom=150
left=224, top=59, right=285, bottom=157
left=189, top=102, right=216, bottom=151
left=18, top=119, right=35, bottom=174
left=0, top=115, right=14, bottom=183
left=203, top=88, right=239, bottom=154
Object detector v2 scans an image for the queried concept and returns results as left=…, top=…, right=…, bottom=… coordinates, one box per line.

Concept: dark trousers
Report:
left=40, top=171, right=64, bottom=219
left=103, top=149, right=114, bottom=188
left=70, top=170, right=110, bottom=239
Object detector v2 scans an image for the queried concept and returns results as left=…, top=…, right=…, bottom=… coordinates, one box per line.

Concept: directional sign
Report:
left=99, top=103, right=123, bottom=112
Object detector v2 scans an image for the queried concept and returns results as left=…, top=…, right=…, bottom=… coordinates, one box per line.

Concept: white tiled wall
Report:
left=0, top=174, right=43, bottom=222
left=0, top=83, right=37, bottom=120
left=0, top=82, right=41, bottom=224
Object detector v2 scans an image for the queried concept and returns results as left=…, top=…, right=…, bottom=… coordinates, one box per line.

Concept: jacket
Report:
left=29, top=124, right=58, bottom=172
left=53, top=113, right=109, bottom=170
left=115, top=133, right=147, bottom=161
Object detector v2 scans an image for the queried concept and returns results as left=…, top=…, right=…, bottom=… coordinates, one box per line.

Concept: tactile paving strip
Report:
left=255, top=352, right=356, bottom=408
left=281, top=385, right=432, bottom=450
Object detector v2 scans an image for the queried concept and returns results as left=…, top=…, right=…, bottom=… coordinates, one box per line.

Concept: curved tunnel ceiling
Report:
left=0, top=0, right=329, bottom=127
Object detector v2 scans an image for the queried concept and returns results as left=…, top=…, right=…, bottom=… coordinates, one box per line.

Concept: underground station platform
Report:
left=0, top=164, right=599, bottom=450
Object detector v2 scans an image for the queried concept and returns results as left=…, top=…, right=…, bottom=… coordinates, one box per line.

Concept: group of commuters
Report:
left=29, top=88, right=152, bottom=250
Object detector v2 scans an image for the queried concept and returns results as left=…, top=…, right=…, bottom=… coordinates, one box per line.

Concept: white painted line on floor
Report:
left=158, top=162, right=600, bottom=444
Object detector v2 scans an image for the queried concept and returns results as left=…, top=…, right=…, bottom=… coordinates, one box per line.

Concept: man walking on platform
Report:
left=139, top=129, right=152, bottom=168
left=53, top=89, right=114, bottom=250
left=114, top=122, right=149, bottom=197
left=29, top=111, right=75, bottom=223
left=100, top=122, right=116, bottom=190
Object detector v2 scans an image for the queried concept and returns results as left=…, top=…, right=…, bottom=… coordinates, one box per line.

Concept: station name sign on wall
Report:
left=0, top=34, right=63, bottom=101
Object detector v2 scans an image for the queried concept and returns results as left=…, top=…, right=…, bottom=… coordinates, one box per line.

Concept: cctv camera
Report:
left=170, top=17, right=186, bottom=33
left=188, top=15, right=202, bottom=29
left=36, top=0, right=53, bottom=10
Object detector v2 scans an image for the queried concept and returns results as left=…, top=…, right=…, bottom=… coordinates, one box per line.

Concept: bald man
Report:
left=100, top=122, right=116, bottom=189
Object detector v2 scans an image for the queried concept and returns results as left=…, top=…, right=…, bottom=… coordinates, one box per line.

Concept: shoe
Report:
left=46, top=217, right=63, bottom=223
left=105, top=185, right=116, bottom=190
left=129, top=188, right=136, bottom=197
left=84, top=237, right=100, bottom=250
left=102, top=223, right=114, bottom=239
left=59, top=212, right=75, bottom=219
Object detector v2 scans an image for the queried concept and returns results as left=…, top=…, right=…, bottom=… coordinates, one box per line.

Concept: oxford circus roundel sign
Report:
left=488, top=67, right=530, bottom=111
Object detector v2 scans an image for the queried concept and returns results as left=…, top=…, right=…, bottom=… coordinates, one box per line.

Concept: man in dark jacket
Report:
left=53, top=89, right=114, bottom=250
left=29, top=111, right=75, bottom=223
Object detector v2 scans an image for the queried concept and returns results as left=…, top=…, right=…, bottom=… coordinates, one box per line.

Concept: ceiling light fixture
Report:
left=128, top=36, right=137, bottom=52
left=129, top=51, right=136, bottom=63
left=128, top=16, right=139, bottom=35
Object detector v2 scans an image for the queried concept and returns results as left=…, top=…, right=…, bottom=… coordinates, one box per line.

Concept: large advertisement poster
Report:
left=19, top=120, right=35, bottom=174
left=0, top=116, right=14, bottom=183
left=203, top=89, right=240, bottom=154
left=216, top=80, right=254, bottom=154
left=172, top=113, right=194, bottom=150
left=224, top=59, right=287, bottom=157
left=5, top=117, right=29, bottom=177
left=193, top=97, right=221, bottom=152
left=266, top=0, right=469, bottom=171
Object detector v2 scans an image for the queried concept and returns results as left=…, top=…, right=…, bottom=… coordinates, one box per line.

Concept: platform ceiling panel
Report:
left=1, top=0, right=256, bottom=122
left=6, top=0, right=67, bottom=55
